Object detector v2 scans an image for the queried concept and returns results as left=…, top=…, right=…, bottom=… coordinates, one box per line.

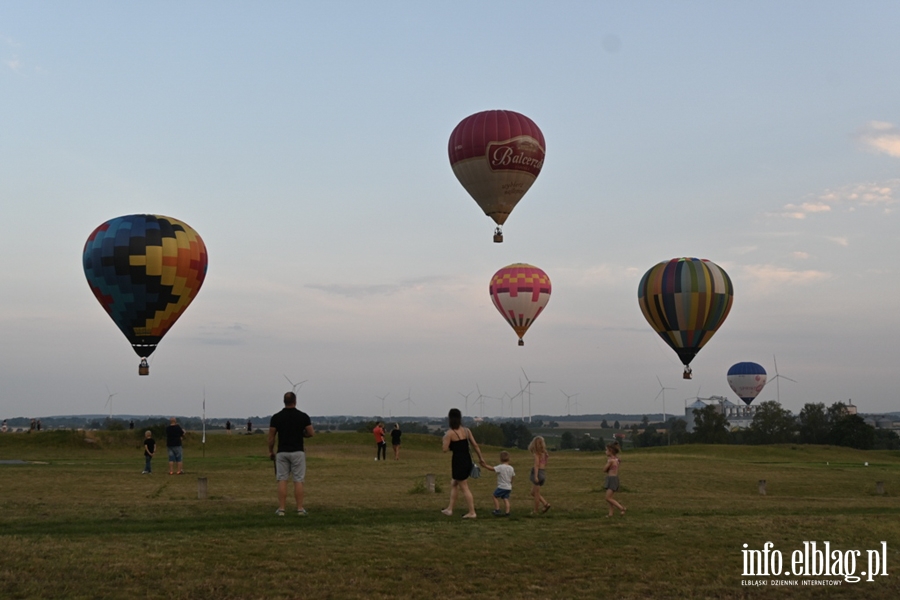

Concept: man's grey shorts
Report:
left=167, top=446, right=183, bottom=462
left=275, top=451, right=306, bottom=482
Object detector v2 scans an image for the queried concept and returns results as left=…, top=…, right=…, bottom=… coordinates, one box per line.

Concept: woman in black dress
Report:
left=390, top=423, right=402, bottom=460
left=441, top=408, right=484, bottom=519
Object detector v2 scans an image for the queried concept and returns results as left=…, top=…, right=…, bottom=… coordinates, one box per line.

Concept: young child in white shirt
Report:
left=482, top=451, right=515, bottom=516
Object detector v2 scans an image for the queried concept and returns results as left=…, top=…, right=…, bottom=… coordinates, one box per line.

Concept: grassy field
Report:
left=1, top=430, right=899, bottom=599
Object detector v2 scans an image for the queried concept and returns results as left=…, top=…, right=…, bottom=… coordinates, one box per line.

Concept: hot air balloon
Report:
left=727, top=362, right=767, bottom=406
left=637, top=257, right=733, bottom=379
left=83, top=214, right=208, bottom=375
left=449, top=110, right=545, bottom=242
left=489, top=263, right=551, bottom=346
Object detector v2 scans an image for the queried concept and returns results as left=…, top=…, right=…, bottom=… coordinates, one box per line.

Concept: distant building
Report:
left=683, top=396, right=759, bottom=432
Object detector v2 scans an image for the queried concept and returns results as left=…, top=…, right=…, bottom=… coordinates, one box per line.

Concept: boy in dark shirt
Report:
left=142, top=430, right=156, bottom=474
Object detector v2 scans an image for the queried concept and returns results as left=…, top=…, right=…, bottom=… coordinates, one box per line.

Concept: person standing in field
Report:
left=268, top=391, right=315, bottom=517
left=166, top=417, right=185, bottom=475
left=528, top=436, right=551, bottom=514
left=225, top=420, right=232, bottom=434
left=390, top=423, right=402, bottom=460
left=603, top=442, right=626, bottom=517
left=481, top=450, right=515, bottom=516
left=373, top=421, right=386, bottom=461
left=142, top=430, right=156, bottom=474
left=441, top=408, right=485, bottom=519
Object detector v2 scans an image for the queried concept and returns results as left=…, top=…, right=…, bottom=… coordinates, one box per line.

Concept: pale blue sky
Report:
left=2, top=2, right=899, bottom=419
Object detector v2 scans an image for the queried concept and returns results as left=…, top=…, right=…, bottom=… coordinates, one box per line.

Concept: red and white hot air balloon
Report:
left=449, top=110, right=545, bottom=242
left=489, top=263, right=551, bottom=346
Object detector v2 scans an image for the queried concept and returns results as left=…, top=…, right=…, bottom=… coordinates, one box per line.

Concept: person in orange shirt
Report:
left=373, top=421, right=386, bottom=461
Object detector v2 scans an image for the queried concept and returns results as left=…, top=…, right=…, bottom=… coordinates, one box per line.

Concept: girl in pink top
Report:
left=528, top=436, right=551, bottom=514
left=604, top=442, right=626, bottom=517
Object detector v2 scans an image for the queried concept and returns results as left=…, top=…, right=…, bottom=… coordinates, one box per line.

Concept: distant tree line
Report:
left=630, top=401, right=899, bottom=450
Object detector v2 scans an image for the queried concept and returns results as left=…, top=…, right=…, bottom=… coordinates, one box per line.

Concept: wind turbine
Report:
left=509, top=384, right=525, bottom=421
left=104, top=385, right=118, bottom=421
left=458, top=391, right=473, bottom=418
left=376, top=393, right=389, bottom=417
left=400, top=389, right=415, bottom=416
left=520, top=368, right=544, bottom=422
left=474, top=384, right=488, bottom=419
left=283, top=375, right=307, bottom=394
left=770, top=355, right=797, bottom=403
left=655, top=376, right=675, bottom=445
left=560, top=390, right=578, bottom=416
left=499, top=392, right=513, bottom=419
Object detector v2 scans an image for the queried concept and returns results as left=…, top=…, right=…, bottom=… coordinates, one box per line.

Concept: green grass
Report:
left=2, top=432, right=899, bottom=598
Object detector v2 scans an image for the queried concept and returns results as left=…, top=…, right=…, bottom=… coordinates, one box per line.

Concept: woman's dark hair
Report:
left=448, top=408, right=462, bottom=430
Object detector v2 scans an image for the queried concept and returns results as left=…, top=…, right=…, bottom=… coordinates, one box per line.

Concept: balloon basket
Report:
left=493, top=227, right=503, bottom=243
left=139, top=359, right=149, bottom=376
left=518, top=339, right=524, bottom=347
left=682, top=366, right=692, bottom=380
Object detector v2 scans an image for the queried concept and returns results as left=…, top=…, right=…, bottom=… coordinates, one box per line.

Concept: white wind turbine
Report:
left=560, top=390, right=578, bottom=416
left=499, top=392, right=513, bottom=419
left=458, top=391, right=473, bottom=418
left=509, top=384, right=525, bottom=421
left=376, top=393, right=389, bottom=417
left=400, top=389, right=415, bottom=416
left=104, top=385, right=118, bottom=421
left=770, top=355, right=797, bottom=403
left=520, top=368, right=544, bottom=422
left=474, top=384, right=488, bottom=419
left=655, top=376, right=675, bottom=445
left=284, top=375, right=307, bottom=394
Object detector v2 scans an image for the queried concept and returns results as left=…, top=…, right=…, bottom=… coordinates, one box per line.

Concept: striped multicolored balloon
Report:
left=83, top=214, right=208, bottom=374
left=637, top=257, right=733, bottom=378
left=489, top=263, right=551, bottom=346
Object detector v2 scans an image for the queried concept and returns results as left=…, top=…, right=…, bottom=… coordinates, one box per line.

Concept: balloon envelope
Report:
left=83, top=214, right=208, bottom=361
left=489, top=263, right=551, bottom=346
left=727, top=362, right=767, bottom=406
left=637, top=257, right=733, bottom=370
left=449, top=110, right=545, bottom=230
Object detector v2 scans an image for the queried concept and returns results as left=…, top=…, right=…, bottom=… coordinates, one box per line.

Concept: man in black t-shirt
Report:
left=268, top=392, right=315, bottom=516
left=165, top=417, right=186, bottom=475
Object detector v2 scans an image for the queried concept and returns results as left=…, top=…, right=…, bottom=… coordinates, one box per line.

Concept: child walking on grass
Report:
left=603, top=442, right=626, bottom=517
left=142, top=430, right=155, bottom=474
left=528, top=436, right=551, bottom=514
left=481, top=451, right=515, bottom=516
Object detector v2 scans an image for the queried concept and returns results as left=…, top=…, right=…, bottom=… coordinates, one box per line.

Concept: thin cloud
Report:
left=857, top=121, right=900, bottom=158
left=305, top=276, right=444, bottom=298
left=826, top=236, right=849, bottom=247
left=791, top=251, right=810, bottom=259
left=194, top=323, right=248, bottom=346
left=5, top=56, right=21, bottom=72
left=767, top=180, right=899, bottom=219
left=742, top=264, right=832, bottom=288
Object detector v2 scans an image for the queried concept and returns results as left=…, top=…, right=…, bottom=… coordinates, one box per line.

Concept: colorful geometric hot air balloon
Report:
left=83, top=214, right=208, bottom=375
left=489, top=263, right=551, bottom=346
left=637, top=257, right=733, bottom=379
left=727, top=362, right=767, bottom=406
left=449, top=110, right=545, bottom=242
